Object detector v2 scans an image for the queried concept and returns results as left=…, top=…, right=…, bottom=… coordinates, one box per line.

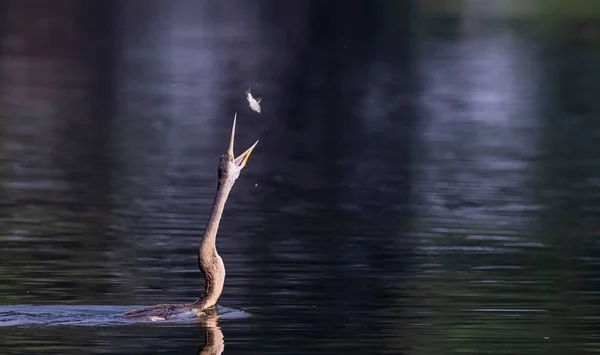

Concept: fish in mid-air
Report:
left=246, top=88, right=262, bottom=113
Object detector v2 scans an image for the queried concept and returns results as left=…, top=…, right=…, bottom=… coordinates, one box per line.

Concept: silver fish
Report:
left=246, top=88, right=262, bottom=113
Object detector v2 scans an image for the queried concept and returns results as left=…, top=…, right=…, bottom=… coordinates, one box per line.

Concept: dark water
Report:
left=1, top=1, right=600, bottom=354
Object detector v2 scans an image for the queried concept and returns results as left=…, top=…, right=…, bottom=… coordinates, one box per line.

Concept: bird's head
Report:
left=218, top=113, right=259, bottom=181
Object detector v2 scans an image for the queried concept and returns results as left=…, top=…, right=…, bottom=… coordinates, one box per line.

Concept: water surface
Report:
left=1, top=2, right=600, bottom=354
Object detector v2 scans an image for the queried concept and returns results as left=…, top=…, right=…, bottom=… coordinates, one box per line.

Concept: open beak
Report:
left=228, top=113, right=259, bottom=168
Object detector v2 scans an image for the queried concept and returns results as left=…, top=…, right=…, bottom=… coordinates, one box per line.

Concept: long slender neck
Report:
left=194, top=175, right=236, bottom=309
left=200, top=177, right=235, bottom=252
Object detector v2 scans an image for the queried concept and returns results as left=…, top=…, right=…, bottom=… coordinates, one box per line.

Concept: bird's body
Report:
left=122, top=302, right=216, bottom=322
left=246, top=88, right=262, bottom=113
left=124, top=114, right=258, bottom=322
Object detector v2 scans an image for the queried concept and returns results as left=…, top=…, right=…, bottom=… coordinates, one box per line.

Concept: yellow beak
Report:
left=228, top=112, right=259, bottom=168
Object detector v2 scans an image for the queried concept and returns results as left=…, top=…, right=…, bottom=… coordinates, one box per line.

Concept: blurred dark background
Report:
left=1, top=0, right=600, bottom=354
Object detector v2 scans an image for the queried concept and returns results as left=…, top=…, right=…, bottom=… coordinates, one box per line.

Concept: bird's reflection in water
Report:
left=197, top=313, right=224, bottom=355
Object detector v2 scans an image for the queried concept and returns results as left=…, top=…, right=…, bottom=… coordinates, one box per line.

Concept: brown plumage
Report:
left=124, top=113, right=258, bottom=321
